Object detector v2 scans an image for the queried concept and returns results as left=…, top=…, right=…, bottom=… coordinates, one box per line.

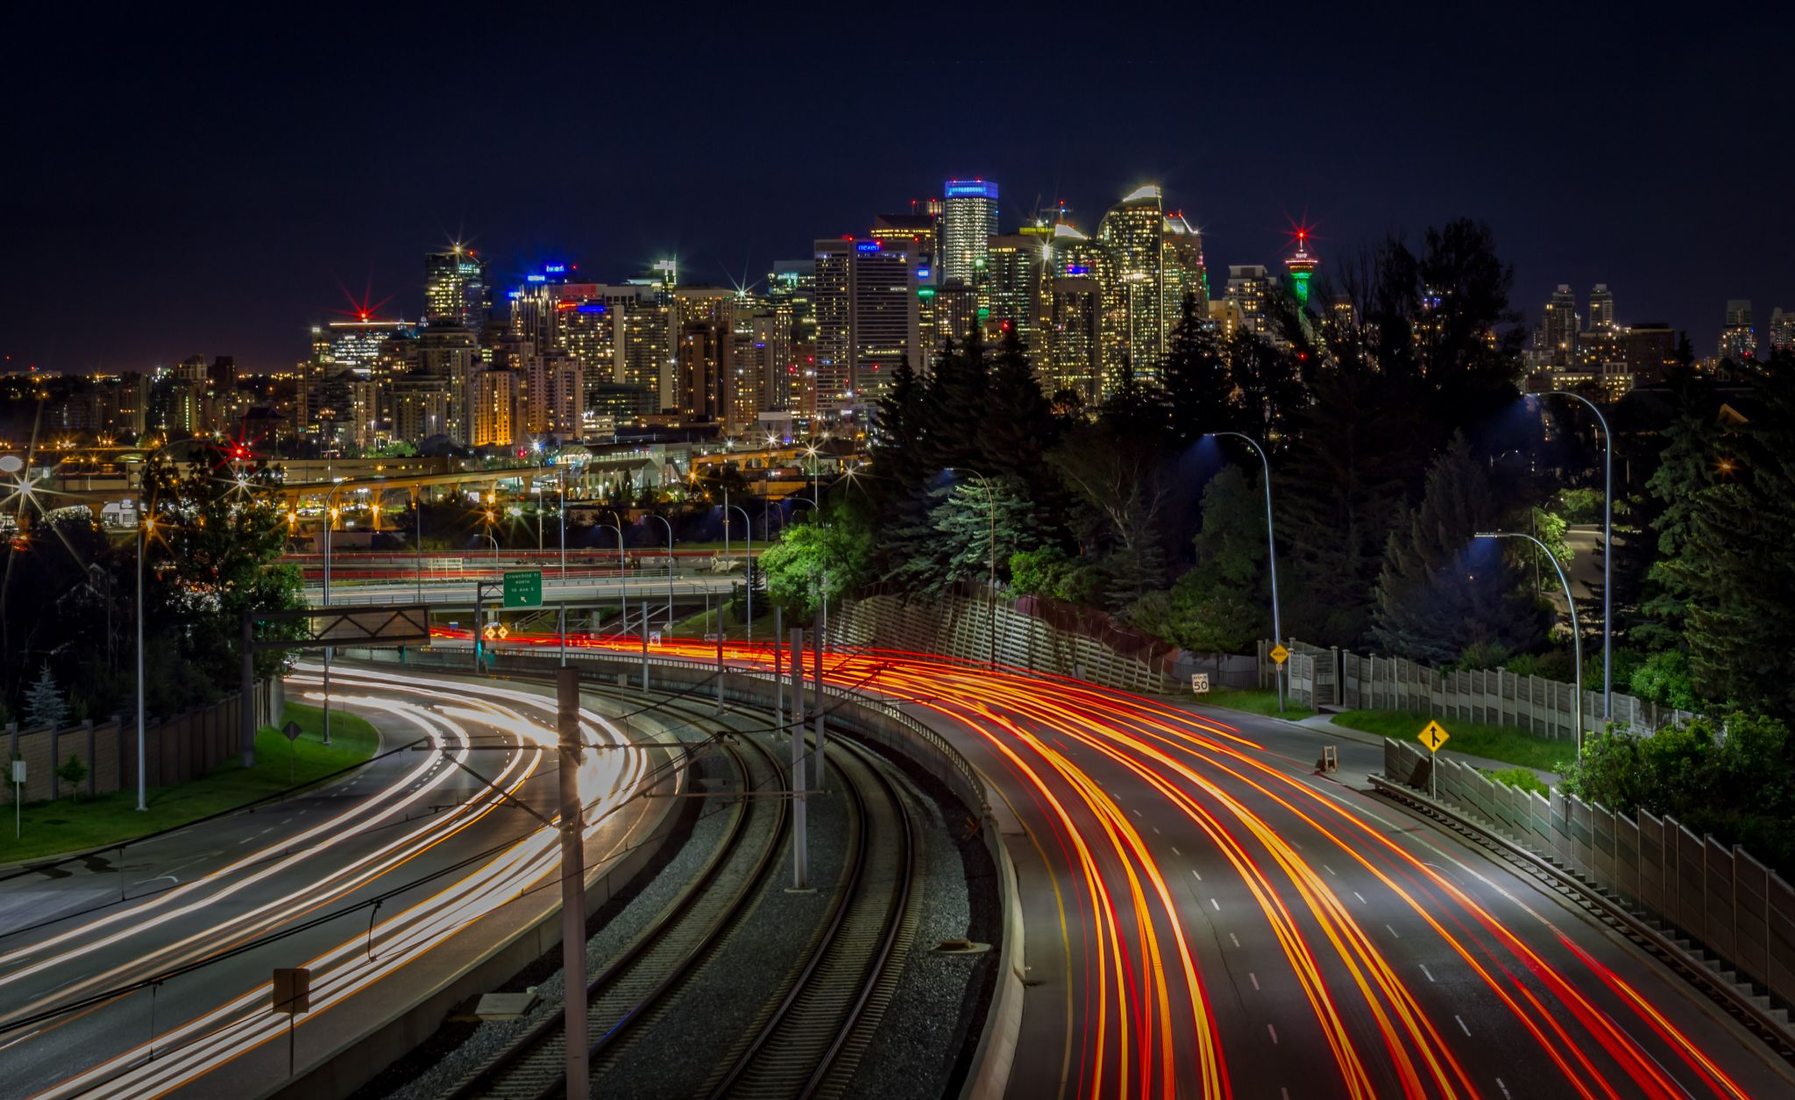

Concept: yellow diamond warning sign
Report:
left=1418, top=720, right=1451, bottom=753
left=1269, top=643, right=1290, bottom=665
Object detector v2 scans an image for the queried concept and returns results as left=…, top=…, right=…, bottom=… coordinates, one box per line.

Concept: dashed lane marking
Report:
left=1456, top=1015, right=1471, bottom=1037
left=1250, top=972, right=1260, bottom=991
left=1420, top=963, right=1435, bottom=982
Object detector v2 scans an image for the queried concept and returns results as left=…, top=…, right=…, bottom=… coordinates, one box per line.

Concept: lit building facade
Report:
left=813, top=237, right=921, bottom=424
left=424, top=246, right=489, bottom=327
left=940, top=179, right=999, bottom=287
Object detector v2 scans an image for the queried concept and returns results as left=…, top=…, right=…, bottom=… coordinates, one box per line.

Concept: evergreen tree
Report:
left=1681, top=368, right=1795, bottom=716
left=1277, top=370, right=1431, bottom=647
left=1165, top=465, right=1270, bottom=654
left=1163, top=294, right=1233, bottom=443
left=24, top=664, right=69, bottom=730
left=1372, top=435, right=1545, bottom=664
left=1636, top=384, right=1719, bottom=652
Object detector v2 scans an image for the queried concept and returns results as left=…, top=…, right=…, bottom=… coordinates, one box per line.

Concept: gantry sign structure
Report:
left=239, top=604, right=430, bottom=764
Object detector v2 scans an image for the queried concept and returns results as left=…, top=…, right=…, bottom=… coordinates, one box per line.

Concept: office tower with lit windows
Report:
left=1771, top=308, right=1795, bottom=354
left=983, top=233, right=1048, bottom=348
left=408, top=323, right=479, bottom=444
left=1542, top=284, right=1580, bottom=368
left=940, top=179, right=999, bottom=287
left=1588, top=283, right=1616, bottom=330
left=1163, top=210, right=1209, bottom=323
left=1046, top=221, right=1125, bottom=394
left=1719, top=300, right=1757, bottom=362
left=1098, top=186, right=1170, bottom=376
left=425, top=246, right=489, bottom=327
left=471, top=367, right=522, bottom=447
left=1224, top=266, right=1272, bottom=336
left=813, top=237, right=922, bottom=424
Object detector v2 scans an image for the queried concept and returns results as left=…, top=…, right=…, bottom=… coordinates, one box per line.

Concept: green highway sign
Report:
left=503, top=570, right=543, bottom=608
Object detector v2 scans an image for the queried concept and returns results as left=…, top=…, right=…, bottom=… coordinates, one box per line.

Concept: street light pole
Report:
left=649, top=513, right=674, bottom=631
left=136, top=517, right=149, bottom=812
left=1207, top=432, right=1283, bottom=712
left=1477, top=531, right=1584, bottom=757
left=1543, top=390, right=1613, bottom=719
left=729, top=503, right=753, bottom=643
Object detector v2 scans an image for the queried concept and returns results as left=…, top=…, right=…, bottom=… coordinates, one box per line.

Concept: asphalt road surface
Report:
left=0, top=665, right=669, bottom=1099
left=580, top=635, right=1795, bottom=1100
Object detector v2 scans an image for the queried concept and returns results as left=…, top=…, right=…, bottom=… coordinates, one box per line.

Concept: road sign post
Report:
left=282, top=720, right=303, bottom=784
left=272, top=966, right=311, bottom=1077
left=1418, top=720, right=1451, bottom=800
left=1268, top=643, right=1289, bottom=714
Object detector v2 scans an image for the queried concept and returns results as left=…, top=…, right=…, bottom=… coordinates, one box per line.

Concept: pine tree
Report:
left=1166, top=465, right=1270, bottom=654
left=1163, top=294, right=1233, bottom=443
left=24, top=665, right=70, bottom=730
left=1681, top=366, right=1795, bottom=716
left=1372, top=435, right=1545, bottom=664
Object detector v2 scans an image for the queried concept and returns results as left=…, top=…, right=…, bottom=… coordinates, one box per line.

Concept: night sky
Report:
left=4, top=4, right=1789, bottom=374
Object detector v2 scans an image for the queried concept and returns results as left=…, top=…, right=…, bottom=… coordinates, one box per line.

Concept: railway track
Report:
left=698, top=736, right=920, bottom=1100
left=443, top=694, right=788, bottom=1100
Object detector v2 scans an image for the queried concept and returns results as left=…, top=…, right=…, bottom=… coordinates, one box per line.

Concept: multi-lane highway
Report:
left=0, top=666, right=670, bottom=1099
left=565, top=635, right=1795, bottom=1100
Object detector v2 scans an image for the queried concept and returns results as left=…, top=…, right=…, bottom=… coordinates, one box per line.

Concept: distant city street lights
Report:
left=945, top=466, right=999, bottom=668
left=1206, top=432, right=1284, bottom=712
left=1538, top=390, right=1613, bottom=719
left=1477, top=530, right=1584, bottom=757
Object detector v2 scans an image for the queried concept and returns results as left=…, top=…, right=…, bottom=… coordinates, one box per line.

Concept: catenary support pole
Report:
left=555, top=667, right=588, bottom=1100
left=789, top=627, right=808, bottom=890
left=813, top=602, right=826, bottom=790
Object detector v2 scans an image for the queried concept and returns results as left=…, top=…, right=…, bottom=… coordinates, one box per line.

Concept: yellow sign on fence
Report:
left=1418, top=720, right=1451, bottom=753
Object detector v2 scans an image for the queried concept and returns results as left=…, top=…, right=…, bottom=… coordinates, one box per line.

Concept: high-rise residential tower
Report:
left=1588, top=283, right=1616, bottom=330
left=1719, top=300, right=1758, bottom=362
left=813, top=236, right=922, bottom=424
left=940, top=179, right=999, bottom=287
left=425, top=246, right=489, bottom=327
left=1543, top=284, right=1580, bottom=368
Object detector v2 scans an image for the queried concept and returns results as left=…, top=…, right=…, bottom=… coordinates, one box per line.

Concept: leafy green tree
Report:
left=1372, top=435, right=1546, bottom=664
left=56, top=753, right=87, bottom=799
left=143, top=451, right=308, bottom=697
left=757, top=510, right=873, bottom=621
left=1629, top=650, right=1697, bottom=710
left=1008, top=547, right=1102, bottom=604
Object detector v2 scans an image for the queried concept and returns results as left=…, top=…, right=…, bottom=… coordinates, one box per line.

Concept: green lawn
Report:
left=0, top=703, right=382, bottom=864
left=1197, top=686, right=1317, bottom=721
left=1332, top=709, right=1572, bottom=773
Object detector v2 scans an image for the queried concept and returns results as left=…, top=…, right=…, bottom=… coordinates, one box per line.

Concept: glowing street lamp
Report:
left=1478, top=531, right=1584, bottom=756
left=1205, top=432, right=1284, bottom=712
left=1536, top=390, right=1613, bottom=718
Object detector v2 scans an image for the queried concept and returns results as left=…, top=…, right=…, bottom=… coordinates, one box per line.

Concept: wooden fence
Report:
left=3, top=681, right=283, bottom=803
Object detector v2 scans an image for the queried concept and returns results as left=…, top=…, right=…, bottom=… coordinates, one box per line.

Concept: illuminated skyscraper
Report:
left=983, top=234, right=1048, bottom=348
left=1098, top=186, right=1170, bottom=376
left=1542, top=284, right=1580, bottom=368
left=1771, top=307, right=1795, bottom=354
left=1588, top=283, right=1616, bottom=330
left=471, top=367, right=522, bottom=447
left=941, top=179, right=999, bottom=287
left=424, top=246, right=489, bottom=327
left=813, top=237, right=922, bottom=424
left=1719, top=300, right=1757, bottom=362
left=1162, top=211, right=1209, bottom=323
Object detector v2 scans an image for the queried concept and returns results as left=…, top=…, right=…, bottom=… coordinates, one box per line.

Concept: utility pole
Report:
left=555, top=667, right=588, bottom=1099
left=813, top=600, right=826, bottom=790
left=789, top=627, right=808, bottom=890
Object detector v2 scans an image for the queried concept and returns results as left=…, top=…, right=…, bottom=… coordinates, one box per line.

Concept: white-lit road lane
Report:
left=0, top=666, right=669, bottom=1099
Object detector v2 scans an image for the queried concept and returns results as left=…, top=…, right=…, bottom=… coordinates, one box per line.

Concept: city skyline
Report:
left=5, top=8, right=1790, bottom=374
